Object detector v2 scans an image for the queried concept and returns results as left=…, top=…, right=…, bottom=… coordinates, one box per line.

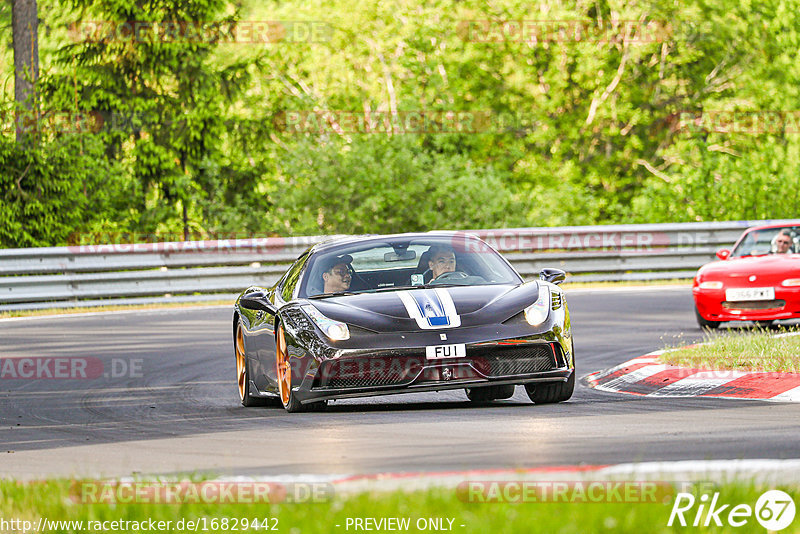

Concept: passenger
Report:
left=774, top=231, right=794, bottom=254
left=322, top=258, right=352, bottom=294
left=428, top=245, right=457, bottom=280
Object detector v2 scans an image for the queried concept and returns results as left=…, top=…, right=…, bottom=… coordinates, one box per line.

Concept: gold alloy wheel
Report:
left=235, top=323, right=247, bottom=402
left=276, top=324, right=290, bottom=406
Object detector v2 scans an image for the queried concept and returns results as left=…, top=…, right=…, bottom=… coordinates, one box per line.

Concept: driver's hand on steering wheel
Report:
left=433, top=270, right=469, bottom=281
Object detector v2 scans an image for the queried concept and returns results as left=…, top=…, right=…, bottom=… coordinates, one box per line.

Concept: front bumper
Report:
left=293, top=335, right=572, bottom=403
left=693, top=286, right=800, bottom=321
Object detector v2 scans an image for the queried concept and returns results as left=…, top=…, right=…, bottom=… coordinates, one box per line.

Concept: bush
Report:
left=271, top=136, right=521, bottom=235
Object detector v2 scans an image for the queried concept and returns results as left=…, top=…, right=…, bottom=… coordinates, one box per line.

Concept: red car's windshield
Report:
left=731, top=226, right=800, bottom=257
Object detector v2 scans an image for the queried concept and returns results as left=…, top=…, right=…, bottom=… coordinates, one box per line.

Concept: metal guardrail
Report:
left=1, top=220, right=798, bottom=311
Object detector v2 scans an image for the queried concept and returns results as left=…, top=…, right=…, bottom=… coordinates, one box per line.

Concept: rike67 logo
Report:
left=668, top=490, right=795, bottom=530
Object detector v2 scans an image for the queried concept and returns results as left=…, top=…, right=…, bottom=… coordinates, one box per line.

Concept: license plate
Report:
left=725, top=287, right=775, bottom=302
left=426, top=344, right=466, bottom=359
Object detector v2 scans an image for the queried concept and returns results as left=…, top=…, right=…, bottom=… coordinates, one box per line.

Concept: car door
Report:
left=252, top=252, right=310, bottom=391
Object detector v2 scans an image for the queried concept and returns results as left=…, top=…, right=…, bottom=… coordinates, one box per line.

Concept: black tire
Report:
left=276, top=323, right=327, bottom=413
left=695, top=308, right=720, bottom=330
left=524, top=371, right=575, bottom=404
left=465, top=384, right=516, bottom=402
left=235, top=321, right=274, bottom=407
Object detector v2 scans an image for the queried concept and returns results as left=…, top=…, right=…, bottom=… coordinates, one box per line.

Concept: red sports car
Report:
left=693, top=223, right=800, bottom=328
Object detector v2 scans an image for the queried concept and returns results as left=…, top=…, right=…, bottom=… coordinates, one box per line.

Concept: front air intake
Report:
left=551, top=291, right=563, bottom=310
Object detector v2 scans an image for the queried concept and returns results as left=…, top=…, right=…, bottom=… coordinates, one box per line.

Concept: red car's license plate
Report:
left=725, top=287, right=775, bottom=301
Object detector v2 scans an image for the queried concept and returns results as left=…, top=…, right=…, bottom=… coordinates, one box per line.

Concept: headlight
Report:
left=301, top=305, right=350, bottom=341
left=698, top=281, right=723, bottom=289
left=524, top=286, right=550, bottom=326
left=782, top=278, right=800, bottom=287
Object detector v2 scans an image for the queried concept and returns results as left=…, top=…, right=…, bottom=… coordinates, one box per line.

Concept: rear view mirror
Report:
left=716, top=248, right=730, bottom=260
left=385, top=250, right=416, bottom=262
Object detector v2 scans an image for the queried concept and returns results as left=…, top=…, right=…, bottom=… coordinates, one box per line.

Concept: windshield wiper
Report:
left=307, top=291, right=360, bottom=299
left=372, top=283, right=461, bottom=293
left=311, top=283, right=474, bottom=298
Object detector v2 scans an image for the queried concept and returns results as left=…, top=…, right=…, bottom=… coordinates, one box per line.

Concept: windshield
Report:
left=298, top=235, right=522, bottom=298
left=731, top=226, right=800, bottom=257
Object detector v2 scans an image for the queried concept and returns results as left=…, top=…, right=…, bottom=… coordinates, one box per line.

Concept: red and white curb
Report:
left=585, top=351, right=800, bottom=402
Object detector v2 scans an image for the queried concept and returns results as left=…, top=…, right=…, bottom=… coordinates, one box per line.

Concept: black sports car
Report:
left=233, top=232, right=574, bottom=412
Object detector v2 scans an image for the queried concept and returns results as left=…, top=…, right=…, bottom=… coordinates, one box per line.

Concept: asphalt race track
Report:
left=2, top=287, right=800, bottom=480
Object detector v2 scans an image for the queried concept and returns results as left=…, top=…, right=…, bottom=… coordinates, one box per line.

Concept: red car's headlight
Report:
left=698, top=281, right=723, bottom=289
left=781, top=278, right=800, bottom=287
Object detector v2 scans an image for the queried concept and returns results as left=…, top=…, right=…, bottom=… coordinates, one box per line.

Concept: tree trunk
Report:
left=12, top=0, right=39, bottom=144
left=183, top=202, right=189, bottom=241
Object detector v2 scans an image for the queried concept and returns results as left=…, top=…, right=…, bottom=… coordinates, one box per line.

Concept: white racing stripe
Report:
left=397, top=288, right=461, bottom=329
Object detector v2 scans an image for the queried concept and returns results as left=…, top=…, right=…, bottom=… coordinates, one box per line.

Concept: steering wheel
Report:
left=433, top=271, right=469, bottom=281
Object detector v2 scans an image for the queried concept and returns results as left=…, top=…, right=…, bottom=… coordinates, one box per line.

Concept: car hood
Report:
left=301, top=283, right=542, bottom=332
left=698, top=254, right=800, bottom=282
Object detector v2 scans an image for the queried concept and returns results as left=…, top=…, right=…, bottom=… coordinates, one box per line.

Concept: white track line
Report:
left=202, top=459, right=800, bottom=494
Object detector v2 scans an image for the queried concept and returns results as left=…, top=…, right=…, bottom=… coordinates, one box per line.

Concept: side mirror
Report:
left=715, top=248, right=730, bottom=261
left=239, top=291, right=278, bottom=314
left=539, top=268, right=566, bottom=285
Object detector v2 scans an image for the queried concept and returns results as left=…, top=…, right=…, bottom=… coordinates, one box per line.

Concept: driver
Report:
left=774, top=231, right=794, bottom=254
left=428, top=245, right=457, bottom=280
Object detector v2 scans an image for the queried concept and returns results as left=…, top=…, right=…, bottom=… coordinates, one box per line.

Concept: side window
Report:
left=280, top=253, right=310, bottom=302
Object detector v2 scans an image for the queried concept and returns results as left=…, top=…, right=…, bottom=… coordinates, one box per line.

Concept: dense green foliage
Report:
left=1, top=0, right=799, bottom=246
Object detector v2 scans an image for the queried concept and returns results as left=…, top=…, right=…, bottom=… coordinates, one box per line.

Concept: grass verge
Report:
left=0, top=301, right=232, bottom=320
left=0, top=479, right=796, bottom=533
left=563, top=278, right=691, bottom=289
left=659, top=329, right=800, bottom=372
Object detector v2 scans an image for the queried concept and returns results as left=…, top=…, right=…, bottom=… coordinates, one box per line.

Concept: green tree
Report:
left=44, top=0, right=257, bottom=239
